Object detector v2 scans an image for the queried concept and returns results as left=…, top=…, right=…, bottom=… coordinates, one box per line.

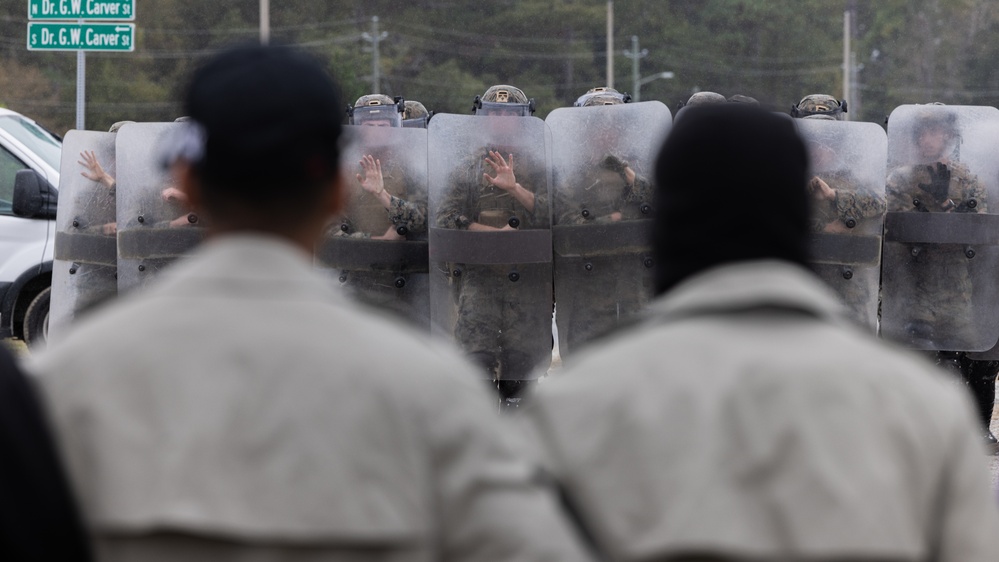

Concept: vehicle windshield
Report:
left=0, top=115, right=62, bottom=171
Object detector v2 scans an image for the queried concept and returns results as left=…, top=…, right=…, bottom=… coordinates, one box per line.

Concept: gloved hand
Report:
left=918, top=162, right=951, bottom=203
left=601, top=154, right=630, bottom=175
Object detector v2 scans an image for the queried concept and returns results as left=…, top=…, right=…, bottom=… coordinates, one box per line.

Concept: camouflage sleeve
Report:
left=834, top=189, right=886, bottom=222
left=621, top=174, right=653, bottom=206
left=386, top=195, right=427, bottom=234
left=530, top=186, right=548, bottom=227
left=436, top=176, right=472, bottom=230
left=520, top=165, right=549, bottom=228
left=553, top=187, right=584, bottom=225
left=886, top=168, right=917, bottom=212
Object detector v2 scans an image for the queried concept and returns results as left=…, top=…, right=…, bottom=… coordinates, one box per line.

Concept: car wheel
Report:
left=23, top=286, right=50, bottom=348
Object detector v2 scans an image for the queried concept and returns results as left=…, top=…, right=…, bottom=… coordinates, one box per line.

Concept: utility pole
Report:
left=849, top=0, right=860, bottom=120
left=842, top=9, right=850, bottom=121
left=76, top=43, right=85, bottom=130
left=623, top=35, right=648, bottom=101
left=259, top=0, right=270, bottom=45
left=606, top=1, right=614, bottom=89
left=362, top=16, right=388, bottom=94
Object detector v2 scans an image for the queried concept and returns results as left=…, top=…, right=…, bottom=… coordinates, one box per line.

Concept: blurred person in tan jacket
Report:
left=524, top=104, right=999, bottom=562
left=27, top=44, right=592, bottom=562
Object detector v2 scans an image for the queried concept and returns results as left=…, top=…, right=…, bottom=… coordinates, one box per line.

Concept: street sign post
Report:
left=27, top=0, right=137, bottom=128
left=28, top=22, right=134, bottom=52
left=28, top=0, right=134, bottom=21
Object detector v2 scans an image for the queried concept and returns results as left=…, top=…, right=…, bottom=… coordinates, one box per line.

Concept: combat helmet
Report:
left=574, top=86, right=632, bottom=107
left=347, top=94, right=404, bottom=126
left=792, top=94, right=847, bottom=120
left=684, top=91, right=726, bottom=107
left=402, top=100, right=433, bottom=128
left=109, top=120, right=135, bottom=133
left=473, top=84, right=535, bottom=116
left=727, top=94, right=759, bottom=105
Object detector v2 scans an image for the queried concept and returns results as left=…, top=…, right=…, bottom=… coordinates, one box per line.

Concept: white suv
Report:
left=0, top=108, right=61, bottom=346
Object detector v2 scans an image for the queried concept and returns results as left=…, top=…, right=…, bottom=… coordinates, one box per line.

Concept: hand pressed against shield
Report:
left=78, top=150, right=115, bottom=189
left=480, top=150, right=535, bottom=222
left=357, top=154, right=386, bottom=197
left=78, top=149, right=118, bottom=235
left=355, top=154, right=404, bottom=240
left=483, top=151, right=517, bottom=191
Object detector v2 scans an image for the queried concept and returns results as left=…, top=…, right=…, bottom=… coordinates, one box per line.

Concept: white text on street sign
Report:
left=28, top=22, right=135, bottom=52
left=28, top=0, right=135, bottom=21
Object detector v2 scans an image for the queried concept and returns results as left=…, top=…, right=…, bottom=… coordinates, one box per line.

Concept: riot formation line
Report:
left=45, top=92, right=999, bottom=426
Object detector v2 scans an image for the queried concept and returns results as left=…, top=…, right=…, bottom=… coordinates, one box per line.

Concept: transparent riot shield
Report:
left=316, top=125, right=430, bottom=328
left=546, top=101, right=671, bottom=360
left=116, top=122, right=206, bottom=293
left=796, top=119, right=887, bottom=332
left=49, top=131, right=118, bottom=343
left=881, top=105, right=999, bottom=351
left=428, top=113, right=553, bottom=382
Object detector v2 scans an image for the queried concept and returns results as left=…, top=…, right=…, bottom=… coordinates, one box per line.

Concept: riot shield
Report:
left=881, top=105, right=999, bottom=351
left=116, top=122, right=206, bottom=293
left=795, top=118, right=887, bottom=332
left=428, top=113, right=553, bottom=382
left=49, top=131, right=118, bottom=343
left=316, top=125, right=430, bottom=328
left=546, top=101, right=671, bottom=359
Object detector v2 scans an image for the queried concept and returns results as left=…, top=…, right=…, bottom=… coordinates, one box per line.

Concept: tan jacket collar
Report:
left=649, top=260, right=850, bottom=326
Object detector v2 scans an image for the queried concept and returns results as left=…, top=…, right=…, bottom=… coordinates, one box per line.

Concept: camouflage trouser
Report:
left=339, top=270, right=430, bottom=329
left=453, top=264, right=553, bottom=381
left=882, top=245, right=977, bottom=349
left=555, top=254, right=651, bottom=358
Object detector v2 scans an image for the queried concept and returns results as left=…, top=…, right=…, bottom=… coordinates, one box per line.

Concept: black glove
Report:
left=601, top=154, right=630, bottom=175
left=918, top=162, right=951, bottom=203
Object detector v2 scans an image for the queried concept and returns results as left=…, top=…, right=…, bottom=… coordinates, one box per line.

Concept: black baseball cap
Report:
left=182, top=43, right=343, bottom=192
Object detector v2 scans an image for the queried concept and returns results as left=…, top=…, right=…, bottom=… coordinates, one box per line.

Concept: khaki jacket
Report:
left=526, top=260, right=999, bottom=561
left=30, top=234, right=591, bottom=562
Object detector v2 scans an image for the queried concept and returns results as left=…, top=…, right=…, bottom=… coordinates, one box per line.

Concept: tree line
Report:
left=1, top=0, right=998, bottom=135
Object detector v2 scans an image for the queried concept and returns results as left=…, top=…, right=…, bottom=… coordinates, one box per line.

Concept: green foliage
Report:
left=1, top=0, right=999, bottom=133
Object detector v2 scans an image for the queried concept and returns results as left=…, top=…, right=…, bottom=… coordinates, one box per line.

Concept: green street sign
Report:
left=28, top=0, right=135, bottom=21
left=27, top=22, right=134, bottom=51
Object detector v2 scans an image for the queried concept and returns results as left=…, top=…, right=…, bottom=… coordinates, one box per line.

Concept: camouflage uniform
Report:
left=436, top=147, right=551, bottom=383
left=334, top=146, right=429, bottom=324
left=885, top=160, right=987, bottom=345
left=327, top=94, right=431, bottom=324
left=553, top=152, right=653, bottom=354
left=808, top=169, right=886, bottom=325
left=555, top=155, right=651, bottom=225
left=887, top=158, right=999, bottom=451
left=340, top=156, right=427, bottom=237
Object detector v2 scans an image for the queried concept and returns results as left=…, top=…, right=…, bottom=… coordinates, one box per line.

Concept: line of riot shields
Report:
left=50, top=121, right=205, bottom=344
left=48, top=103, right=999, bottom=378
